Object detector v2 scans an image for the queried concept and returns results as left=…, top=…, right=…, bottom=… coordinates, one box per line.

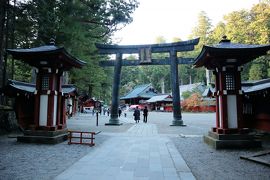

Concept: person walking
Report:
left=107, top=108, right=110, bottom=116
left=143, top=106, right=148, bottom=123
left=133, top=106, right=140, bottom=123
left=118, top=108, right=122, bottom=117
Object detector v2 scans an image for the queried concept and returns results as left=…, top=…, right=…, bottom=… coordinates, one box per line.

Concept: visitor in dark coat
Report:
left=118, top=108, right=122, bottom=117
left=133, top=106, right=140, bottom=123
left=143, top=106, right=148, bottom=123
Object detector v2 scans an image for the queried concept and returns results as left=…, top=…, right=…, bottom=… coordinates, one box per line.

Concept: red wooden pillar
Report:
left=219, top=69, right=228, bottom=131
left=213, top=70, right=220, bottom=132
left=213, top=66, right=246, bottom=134
left=33, top=68, right=64, bottom=130
left=235, top=67, right=244, bottom=129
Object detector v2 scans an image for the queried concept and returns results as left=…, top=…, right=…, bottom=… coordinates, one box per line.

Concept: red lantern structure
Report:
left=194, top=36, right=270, bottom=149
left=7, top=41, right=86, bottom=143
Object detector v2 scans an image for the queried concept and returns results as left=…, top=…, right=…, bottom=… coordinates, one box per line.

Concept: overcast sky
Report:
left=113, top=0, right=260, bottom=45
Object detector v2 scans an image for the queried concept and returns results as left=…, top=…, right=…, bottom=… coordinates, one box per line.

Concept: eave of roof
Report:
left=193, top=41, right=270, bottom=69
left=147, top=94, right=172, bottom=103
left=2, top=79, right=77, bottom=96
left=7, top=45, right=86, bottom=70
left=242, top=78, right=270, bottom=93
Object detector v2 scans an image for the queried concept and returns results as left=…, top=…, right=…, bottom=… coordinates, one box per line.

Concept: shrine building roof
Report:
left=242, top=78, right=270, bottom=93
left=193, top=37, right=270, bottom=69
left=1, top=79, right=77, bottom=97
left=146, top=94, right=172, bottom=103
left=6, top=45, right=86, bottom=70
left=120, top=84, right=157, bottom=100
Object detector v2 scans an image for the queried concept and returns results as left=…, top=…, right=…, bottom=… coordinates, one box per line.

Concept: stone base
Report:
left=204, top=131, right=262, bottom=149
left=105, top=122, right=123, bottom=126
left=170, top=120, right=186, bottom=126
left=17, top=129, right=68, bottom=144
left=105, top=118, right=123, bottom=126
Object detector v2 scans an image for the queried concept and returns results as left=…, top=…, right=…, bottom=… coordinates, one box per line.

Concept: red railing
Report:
left=68, top=130, right=101, bottom=146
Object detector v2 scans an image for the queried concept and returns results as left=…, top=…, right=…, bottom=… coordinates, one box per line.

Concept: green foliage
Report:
left=190, top=11, right=212, bottom=49
left=3, top=0, right=270, bottom=101
left=181, top=91, right=192, bottom=100
left=248, top=56, right=269, bottom=80
left=193, top=1, right=270, bottom=82
left=3, top=0, right=138, bottom=103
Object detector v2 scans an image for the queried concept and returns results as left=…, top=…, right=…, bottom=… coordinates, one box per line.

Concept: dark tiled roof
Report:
left=193, top=39, right=270, bottom=69
left=6, top=45, right=86, bottom=70
left=198, top=79, right=270, bottom=95
left=2, top=79, right=77, bottom=96
left=242, top=78, right=270, bottom=93
left=120, top=84, right=157, bottom=100
left=147, top=94, right=172, bottom=103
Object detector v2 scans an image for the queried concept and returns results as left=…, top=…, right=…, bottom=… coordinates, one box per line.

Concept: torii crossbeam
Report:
left=96, top=38, right=199, bottom=126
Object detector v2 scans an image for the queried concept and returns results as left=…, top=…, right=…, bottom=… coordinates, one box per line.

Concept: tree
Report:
left=120, top=55, right=139, bottom=96
left=221, top=1, right=270, bottom=80
left=190, top=11, right=212, bottom=49
left=185, top=11, right=213, bottom=85
left=0, top=0, right=8, bottom=88
left=248, top=1, right=270, bottom=44
left=3, top=0, right=138, bottom=103
left=248, top=57, right=268, bottom=80
left=209, top=22, right=226, bottom=43
left=249, top=63, right=264, bottom=80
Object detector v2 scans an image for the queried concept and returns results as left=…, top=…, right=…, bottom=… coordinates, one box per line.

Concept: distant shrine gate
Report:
left=96, top=38, right=199, bottom=126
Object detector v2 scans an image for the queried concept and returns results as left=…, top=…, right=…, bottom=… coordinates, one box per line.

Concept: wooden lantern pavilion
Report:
left=194, top=36, right=270, bottom=149
left=6, top=42, right=86, bottom=144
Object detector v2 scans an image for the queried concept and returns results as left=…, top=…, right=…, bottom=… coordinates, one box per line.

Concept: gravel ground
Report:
left=148, top=112, right=270, bottom=180
left=0, top=113, right=133, bottom=180
left=171, top=136, right=270, bottom=180
left=0, top=134, right=110, bottom=180
left=1, top=112, right=270, bottom=180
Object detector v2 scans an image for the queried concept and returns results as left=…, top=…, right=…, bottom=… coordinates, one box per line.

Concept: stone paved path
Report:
left=55, top=122, right=195, bottom=180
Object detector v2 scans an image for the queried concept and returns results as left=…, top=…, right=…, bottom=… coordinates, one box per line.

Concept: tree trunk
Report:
left=88, top=84, right=93, bottom=98
left=0, top=0, right=7, bottom=89
left=160, top=77, right=165, bottom=94
left=0, top=0, right=8, bottom=105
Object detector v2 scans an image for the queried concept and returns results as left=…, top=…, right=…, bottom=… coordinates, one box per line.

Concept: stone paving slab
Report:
left=55, top=123, right=195, bottom=180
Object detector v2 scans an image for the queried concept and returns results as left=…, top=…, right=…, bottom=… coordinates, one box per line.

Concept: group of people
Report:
left=93, top=105, right=148, bottom=123
left=133, top=106, right=148, bottom=123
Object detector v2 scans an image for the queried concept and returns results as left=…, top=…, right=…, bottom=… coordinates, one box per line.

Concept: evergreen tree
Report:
left=3, top=0, right=138, bottom=103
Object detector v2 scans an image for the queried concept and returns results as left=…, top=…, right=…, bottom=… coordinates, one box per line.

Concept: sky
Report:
left=113, top=0, right=260, bottom=45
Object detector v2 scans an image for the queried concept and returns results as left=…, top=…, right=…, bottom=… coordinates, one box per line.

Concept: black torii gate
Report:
left=96, top=38, right=199, bottom=126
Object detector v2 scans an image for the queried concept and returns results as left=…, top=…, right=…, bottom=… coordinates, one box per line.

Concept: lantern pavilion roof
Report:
left=193, top=36, right=270, bottom=69
left=7, top=44, right=86, bottom=70
left=1, top=79, right=78, bottom=97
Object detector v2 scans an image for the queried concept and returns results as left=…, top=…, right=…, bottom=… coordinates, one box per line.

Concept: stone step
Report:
left=17, top=133, right=68, bottom=144
left=208, top=131, right=255, bottom=140
left=204, top=134, right=262, bottom=149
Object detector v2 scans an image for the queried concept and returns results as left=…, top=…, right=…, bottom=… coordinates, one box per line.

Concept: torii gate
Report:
left=96, top=38, right=199, bottom=126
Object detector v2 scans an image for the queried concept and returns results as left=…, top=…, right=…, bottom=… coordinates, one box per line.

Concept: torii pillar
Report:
left=7, top=40, right=86, bottom=144
left=194, top=36, right=270, bottom=149
left=107, top=52, right=123, bottom=125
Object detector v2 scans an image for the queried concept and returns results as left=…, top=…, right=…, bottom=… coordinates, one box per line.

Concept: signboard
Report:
left=94, top=101, right=101, bottom=113
left=139, top=47, right=152, bottom=64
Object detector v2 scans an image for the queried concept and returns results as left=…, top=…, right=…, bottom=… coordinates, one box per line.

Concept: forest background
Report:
left=0, top=0, right=269, bottom=104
